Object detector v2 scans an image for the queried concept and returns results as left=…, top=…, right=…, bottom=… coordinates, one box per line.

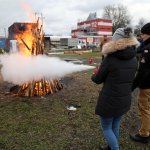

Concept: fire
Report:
left=16, top=2, right=39, bottom=56
left=15, top=24, right=35, bottom=56
left=19, top=79, right=62, bottom=96
left=21, top=2, right=36, bottom=23
left=10, top=17, right=63, bottom=97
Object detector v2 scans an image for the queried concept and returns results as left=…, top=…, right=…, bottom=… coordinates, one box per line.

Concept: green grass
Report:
left=49, top=51, right=101, bottom=59
left=0, top=52, right=150, bottom=150
left=0, top=95, right=100, bottom=150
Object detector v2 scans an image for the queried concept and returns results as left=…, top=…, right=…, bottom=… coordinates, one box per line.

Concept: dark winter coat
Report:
left=132, top=38, right=150, bottom=90
left=91, top=37, right=139, bottom=117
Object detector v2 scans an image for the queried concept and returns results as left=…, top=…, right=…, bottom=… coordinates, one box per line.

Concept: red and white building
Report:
left=71, top=13, right=112, bottom=46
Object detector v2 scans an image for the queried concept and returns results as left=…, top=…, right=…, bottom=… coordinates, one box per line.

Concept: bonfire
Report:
left=10, top=18, right=63, bottom=96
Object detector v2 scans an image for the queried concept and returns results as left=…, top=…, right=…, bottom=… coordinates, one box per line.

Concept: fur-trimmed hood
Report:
left=102, top=37, right=140, bottom=55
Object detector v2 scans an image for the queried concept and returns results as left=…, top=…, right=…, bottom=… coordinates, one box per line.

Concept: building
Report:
left=71, top=12, right=112, bottom=46
left=8, top=22, right=37, bottom=40
left=44, top=35, right=72, bottom=50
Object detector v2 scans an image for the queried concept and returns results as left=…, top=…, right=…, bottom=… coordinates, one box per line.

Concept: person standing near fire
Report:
left=130, top=22, right=150, bottom=144
left=91, top=27, right=139, bottom=150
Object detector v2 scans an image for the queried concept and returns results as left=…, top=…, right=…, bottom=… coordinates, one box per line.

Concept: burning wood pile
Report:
left=10, top=18, right=63, bottom=96
left=12, top=79, right=62, bottom=97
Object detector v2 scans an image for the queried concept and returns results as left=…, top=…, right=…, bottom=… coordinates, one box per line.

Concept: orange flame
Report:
left=21, top=2, right=35, bottom=22
left=15, top=24, right=36, bottom=56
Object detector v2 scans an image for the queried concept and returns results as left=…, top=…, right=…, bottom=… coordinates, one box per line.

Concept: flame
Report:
left=16, top=2, right=43, bottom=56
left=21, top=2, right=35, bottom=22
left=19, top=79, right=62, bottom=96
left=10, top=4, right=63, bottom=96
left=15, top=22, right=44, bottom=56
left=15, top=24, right=34, bottom=56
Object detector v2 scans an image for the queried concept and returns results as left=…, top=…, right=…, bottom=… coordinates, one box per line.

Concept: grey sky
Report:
left=0, top=0, right=150, bottom=36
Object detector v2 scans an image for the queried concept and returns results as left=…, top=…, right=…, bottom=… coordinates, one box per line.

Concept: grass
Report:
left=0, top=93, right=100, bottom=150
left=0, top=51, right=150, bottom=150
left=49, top=50, right=101, bottom=59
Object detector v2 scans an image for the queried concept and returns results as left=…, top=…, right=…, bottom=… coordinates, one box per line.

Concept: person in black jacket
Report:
left=91, top=27, right=139, bottom=150
left=130, top=23, right=150, bottom=144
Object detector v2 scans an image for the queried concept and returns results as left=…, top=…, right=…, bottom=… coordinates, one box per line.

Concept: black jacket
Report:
left=132, top=38, right=150, bottom=90
left=91, top=37, right=138, bottom=117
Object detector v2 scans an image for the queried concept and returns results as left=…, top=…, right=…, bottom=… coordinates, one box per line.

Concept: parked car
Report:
left=82, top=44, right=97, bottom=50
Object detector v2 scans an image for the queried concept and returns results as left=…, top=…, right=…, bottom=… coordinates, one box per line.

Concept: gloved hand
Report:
left=93, top=66, right=99, bottom=74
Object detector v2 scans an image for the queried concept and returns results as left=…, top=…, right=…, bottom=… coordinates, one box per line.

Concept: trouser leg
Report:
left=100, top=116, right=121, bottom=150
left=112, top=116, right=122, bottom=139
left=138, top=89, right=150, bottom=137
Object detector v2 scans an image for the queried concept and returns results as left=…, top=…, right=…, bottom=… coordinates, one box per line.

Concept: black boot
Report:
left=99, top=145, right=111, bottom=150
left=130, top=133, right=149, bottom=144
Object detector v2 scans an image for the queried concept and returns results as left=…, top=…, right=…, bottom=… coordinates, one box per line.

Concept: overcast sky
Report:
left=0, top=0, right=150, bottom=36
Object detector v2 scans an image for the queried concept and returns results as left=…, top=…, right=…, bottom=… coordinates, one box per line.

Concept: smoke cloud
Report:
left=0, top=53, right=95, bottom=85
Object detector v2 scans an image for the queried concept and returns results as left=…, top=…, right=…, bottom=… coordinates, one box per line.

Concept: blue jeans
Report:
left=100, top=116, right=122, bottom=150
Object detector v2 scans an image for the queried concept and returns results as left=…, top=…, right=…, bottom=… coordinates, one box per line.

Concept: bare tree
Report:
left=134, top=18, right=146, bottom=35
left=103, top=4, right=131, bottom=33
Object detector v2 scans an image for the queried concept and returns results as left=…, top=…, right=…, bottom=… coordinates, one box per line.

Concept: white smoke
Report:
left=0, top=53, right=95, bottom=85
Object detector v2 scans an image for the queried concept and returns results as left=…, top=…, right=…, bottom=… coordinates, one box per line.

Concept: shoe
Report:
left=99, top=145, right=111, bottom=150
left=130, top=133, right=149, bottom=144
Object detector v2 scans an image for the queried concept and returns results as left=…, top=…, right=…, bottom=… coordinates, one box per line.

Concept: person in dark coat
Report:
left=91, top=27, right=139, bottom=150
left=130, top=23, right=150, bottom=144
